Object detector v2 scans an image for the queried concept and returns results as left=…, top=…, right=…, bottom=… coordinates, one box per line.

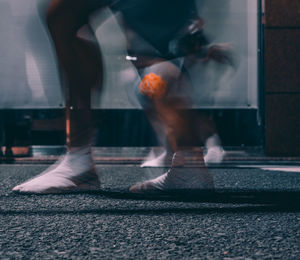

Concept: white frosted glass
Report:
left=0, top=0, right=258, bottom=109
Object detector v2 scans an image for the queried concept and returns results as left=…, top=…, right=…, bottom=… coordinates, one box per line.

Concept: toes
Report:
left=129, top=184, right=142, bottom=194
left=129, top=183, right=149, bottom=194
left=129, top=181, right=159, bottom=194
left=12, top=185, right=21, bottom=192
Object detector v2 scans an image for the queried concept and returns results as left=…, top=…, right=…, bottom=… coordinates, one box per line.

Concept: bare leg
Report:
left=44, top=0, right=104, bottom=149
left=137, top=55, right=226, bottom=167
left=130, top=105, right=215, bottom=193
left=137, top=89, right=173, bottom=167
left=130, top=61, right=214, bottom=193
left=13, top=0, right=107, bottom=193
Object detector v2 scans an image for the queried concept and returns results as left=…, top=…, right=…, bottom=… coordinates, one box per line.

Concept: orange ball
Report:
left=139, top=73, right=167, bottom=99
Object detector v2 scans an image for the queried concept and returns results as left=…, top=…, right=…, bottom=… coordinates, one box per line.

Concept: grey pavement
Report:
left=0, top=164, right=300, bottom=259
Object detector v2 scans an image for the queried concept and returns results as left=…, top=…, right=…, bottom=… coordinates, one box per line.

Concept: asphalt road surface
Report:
left=0, top=164, right=300, bottom=259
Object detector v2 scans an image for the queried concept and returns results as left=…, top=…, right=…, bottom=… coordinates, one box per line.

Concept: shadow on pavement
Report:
left=97, top=189, right=300, bottom=207
left=2, top=189, right=300, bottom=215
left=0, top=204, right=300, bottom=216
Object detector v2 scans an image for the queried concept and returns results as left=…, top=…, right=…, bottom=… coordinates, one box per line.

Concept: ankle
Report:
left=172, top=149, right=205, bottom=167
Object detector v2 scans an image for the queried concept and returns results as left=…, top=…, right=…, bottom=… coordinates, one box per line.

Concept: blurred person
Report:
left=124, top=13, right=230, bottom=168
left=135, top=67, right=226, bottom=168
left=135, top=53, right=227, bottom=168
left=13, top=0, right=232, bottom=194
left=128, top=39, right=233, bottom=192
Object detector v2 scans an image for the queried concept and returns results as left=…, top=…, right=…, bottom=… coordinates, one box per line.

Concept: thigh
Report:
left=47, top=0, right=109, bottom=26
left=87, top=0, right=111, bottom=13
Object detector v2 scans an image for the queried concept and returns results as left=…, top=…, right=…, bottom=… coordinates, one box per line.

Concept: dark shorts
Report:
left=87, top=0, right=113, bottom=13
left=87, top=0, right=196, bottom=56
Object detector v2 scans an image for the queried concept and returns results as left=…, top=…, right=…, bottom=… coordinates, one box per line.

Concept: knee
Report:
left=138, top=73, right=168, bottom=99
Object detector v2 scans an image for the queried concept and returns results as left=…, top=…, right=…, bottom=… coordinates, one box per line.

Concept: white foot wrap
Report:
left=204, top=134, right=225, bottom=165
left=12, top=149, right=100, bottom=194
left=140, top=150, right=172, bottom=168
left=131, top=152, right=214, bottom=194
left=204, top=147, right=225, bottom=164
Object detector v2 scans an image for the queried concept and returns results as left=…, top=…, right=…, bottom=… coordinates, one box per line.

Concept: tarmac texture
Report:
left=0, top=164, right=300, bottom=259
